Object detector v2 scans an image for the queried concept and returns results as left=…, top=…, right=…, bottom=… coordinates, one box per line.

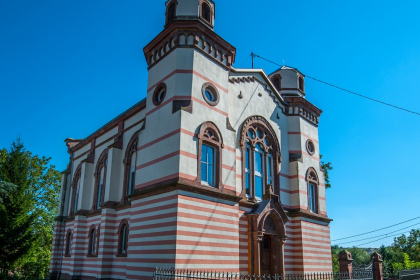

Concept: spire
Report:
left=165, top=0, right=216, bottom=30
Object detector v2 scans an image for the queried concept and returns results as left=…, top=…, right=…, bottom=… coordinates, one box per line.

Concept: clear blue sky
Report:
left=1, top=0, right=419, bottom=249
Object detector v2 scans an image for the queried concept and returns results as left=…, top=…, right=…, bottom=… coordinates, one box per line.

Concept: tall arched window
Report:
left=299, top=76, right=304, bottom=91
left=64, top=229, right=72, bottom=257
left=117, top=220, right=129, bottom=257
left=240, top=116, right=281, bottom=201
left=123, top=133, right=139, bottom=202
left=69, top=165, right=82, bottom=216
left=201, top=2, right=212, bottom=23
left=93, top=150, right=108, bottom=210
left=87, top=225, right=97, bottom=256
left=306, top=168, right=319, bottom=213
left=167, top=2, right=176, bottom=25
left=197, top=122, right=223, bottom=189
left=272, top=75, right=281, bottom=91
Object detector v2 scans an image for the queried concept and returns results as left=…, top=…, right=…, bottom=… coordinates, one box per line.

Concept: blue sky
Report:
left=1, top=0, right=419, bottom=249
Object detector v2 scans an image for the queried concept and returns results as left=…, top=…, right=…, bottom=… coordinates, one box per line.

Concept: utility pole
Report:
left=251, top=52, right=254, bottom=69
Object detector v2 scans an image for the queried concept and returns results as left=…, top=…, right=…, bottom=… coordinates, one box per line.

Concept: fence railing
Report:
left=399, top=268, right=420, bottom=280
left=153, top=268, right=374, bottom=280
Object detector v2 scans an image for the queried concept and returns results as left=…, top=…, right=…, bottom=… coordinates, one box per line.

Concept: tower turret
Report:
left=165, top=0, right=216, bottom=30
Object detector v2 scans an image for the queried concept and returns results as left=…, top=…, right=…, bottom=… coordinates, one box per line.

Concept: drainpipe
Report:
left=56, top=150, right=75, bottom=280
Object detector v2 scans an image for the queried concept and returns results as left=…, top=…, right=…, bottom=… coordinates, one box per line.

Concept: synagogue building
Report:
left=50, top=1, right=333, bottom=279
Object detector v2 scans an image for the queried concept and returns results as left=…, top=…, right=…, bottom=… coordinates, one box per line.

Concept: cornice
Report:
left=284, top=97, right=323, bottom=127
left=285, top=208, right=332, bottom=225
left=143, top=20, right=236, bottom=70
left=70, top=99, right=146, bottom=153
left=131, top=177, right=242, bottom=204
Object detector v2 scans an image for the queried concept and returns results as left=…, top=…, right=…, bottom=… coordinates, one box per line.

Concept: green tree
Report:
left=0, top=182, right=16, bottom=203
left=331, top=245, right=341, bottom=273
left=0, top=140, right=61, bottom=279
left=320, top=155, right=333, bottom=189
left=392, top=229, right=420, bottom=263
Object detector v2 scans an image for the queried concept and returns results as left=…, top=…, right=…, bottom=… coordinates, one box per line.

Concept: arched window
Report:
left=167, top=2, right=176, bottom=25
left=201, top=2, right=212, bottom=23
left=240, top=116, right=281, bottom=201
left=64, top=229, right=72, bottom=257
left=123, top=133, right=139, bottom=202
left=197, top=122, right=223, bottom=189
left=306, top=168, right=319, bottom=213
left=87, top=225, right=98, bottom=256
left=272, top=75, right=281, bottom=91
left=93, top=150, right=108, bottom=210
left=299, top=76, right=304, bottom=91
left=117, top=220, right=129, bottom=257
left=69, top=165, right=82, bottom=216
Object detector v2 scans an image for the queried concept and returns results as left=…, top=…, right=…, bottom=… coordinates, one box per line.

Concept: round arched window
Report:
left=201, top=2, right=211, bottom=23
left=153, top=83, right=167, bottom=106
left=299, top=76, right=304, bottom=91
left=167, top=2, right=176, bottom=25
left=201, top=83, right=219, bottom=106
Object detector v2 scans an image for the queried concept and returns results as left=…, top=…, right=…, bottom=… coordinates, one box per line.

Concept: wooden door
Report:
left=260, top=235, right=272, bottom=276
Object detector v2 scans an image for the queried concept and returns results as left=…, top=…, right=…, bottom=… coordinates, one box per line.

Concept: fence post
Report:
left=371, top=252, right=384, bottom=280
left=338, top=250, right=353, bottom=276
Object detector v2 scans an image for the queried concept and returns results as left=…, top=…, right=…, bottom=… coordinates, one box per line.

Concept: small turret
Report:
left=165, top=0, right=216, bottom=30
left=269, top=66, right=306, bottom=98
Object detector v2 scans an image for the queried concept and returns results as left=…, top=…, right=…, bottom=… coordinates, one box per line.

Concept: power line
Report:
left=334, top=222, right=420, bottom=245
left=238, top=54, right=252, bottom=68
left=355, top=228, right=419, bottom=247
left=251, top=53, right=420, bottom=116
left=331, top=216, right=420, bottom=242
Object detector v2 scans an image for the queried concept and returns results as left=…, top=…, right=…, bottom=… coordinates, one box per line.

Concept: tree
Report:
left=320, top=155, right=333, bottom=189
left=0, top=182, right=16, bottom=203
left=0, top=140, right=61, bottom=279
left=392, top=229, right=420, bottom=263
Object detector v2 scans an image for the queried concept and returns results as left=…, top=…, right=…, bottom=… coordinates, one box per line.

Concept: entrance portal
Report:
left=246, top=192, right=289, bottom=275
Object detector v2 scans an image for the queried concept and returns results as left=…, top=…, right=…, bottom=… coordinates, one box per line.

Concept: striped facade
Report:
left=50, top=1, right=333, bottom=280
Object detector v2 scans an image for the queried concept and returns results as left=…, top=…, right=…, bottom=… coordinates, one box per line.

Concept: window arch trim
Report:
left=298, top=76, right=305, bottom=92
left=240, top=116, right=282, bottom=201
left=271, top=74, right=282, bottom=92
left=165, top=0, right=178, bottom=27
left=87, top=225, right=99, bottom=257
left=64, top=229, right=72, bottom=257
left=92, top=149, right=109, bottom=210
left=117, top=219, right=129, bottom=257
left=122, top=132, right=139, bottom=202
left=306, top=167, right=319, bottom=214
left=196, top=122, right=223, bottom=190
left=199, top=0, right=214, bottom=26
left=69, top=164, right=82, bottom=216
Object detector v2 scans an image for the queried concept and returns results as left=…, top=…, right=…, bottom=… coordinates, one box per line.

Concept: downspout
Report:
left=56, top=150, right=75, bottom=280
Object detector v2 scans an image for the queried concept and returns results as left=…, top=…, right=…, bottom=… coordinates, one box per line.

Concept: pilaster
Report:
left=104, top=147, right=123, bottom=204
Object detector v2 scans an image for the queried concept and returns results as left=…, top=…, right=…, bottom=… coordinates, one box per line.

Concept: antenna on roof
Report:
left=251, top=52, right=255, bottom=69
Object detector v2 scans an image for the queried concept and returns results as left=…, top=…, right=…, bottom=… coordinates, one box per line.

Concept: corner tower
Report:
left=139, top=0, right=236, bottom=191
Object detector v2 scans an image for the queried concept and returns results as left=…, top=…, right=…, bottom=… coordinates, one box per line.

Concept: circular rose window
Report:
left=306, top=139, right=315, bottom=155
left=202, top=83, right=219, bottom=106
left=153, top=83, right=167, bottom=106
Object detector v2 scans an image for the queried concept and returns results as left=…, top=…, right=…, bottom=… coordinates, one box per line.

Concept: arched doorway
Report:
left=246, top=190, right=289, bottom=276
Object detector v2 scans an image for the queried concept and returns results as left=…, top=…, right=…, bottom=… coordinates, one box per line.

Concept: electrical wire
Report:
left=334, top=222, right=420, bottom=245
left=237, top=54, right=252, bottom=68
left=251, top=53, right=420, bottom=116
left=331, top=216, right=420, bottom=242
left=355, top=228, right=419, bottom=247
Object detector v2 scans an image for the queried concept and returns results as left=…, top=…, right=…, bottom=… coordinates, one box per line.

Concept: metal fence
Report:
left=153, top=268, right=373, bottom=280
left=399, top=269, right=420, bottom=280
